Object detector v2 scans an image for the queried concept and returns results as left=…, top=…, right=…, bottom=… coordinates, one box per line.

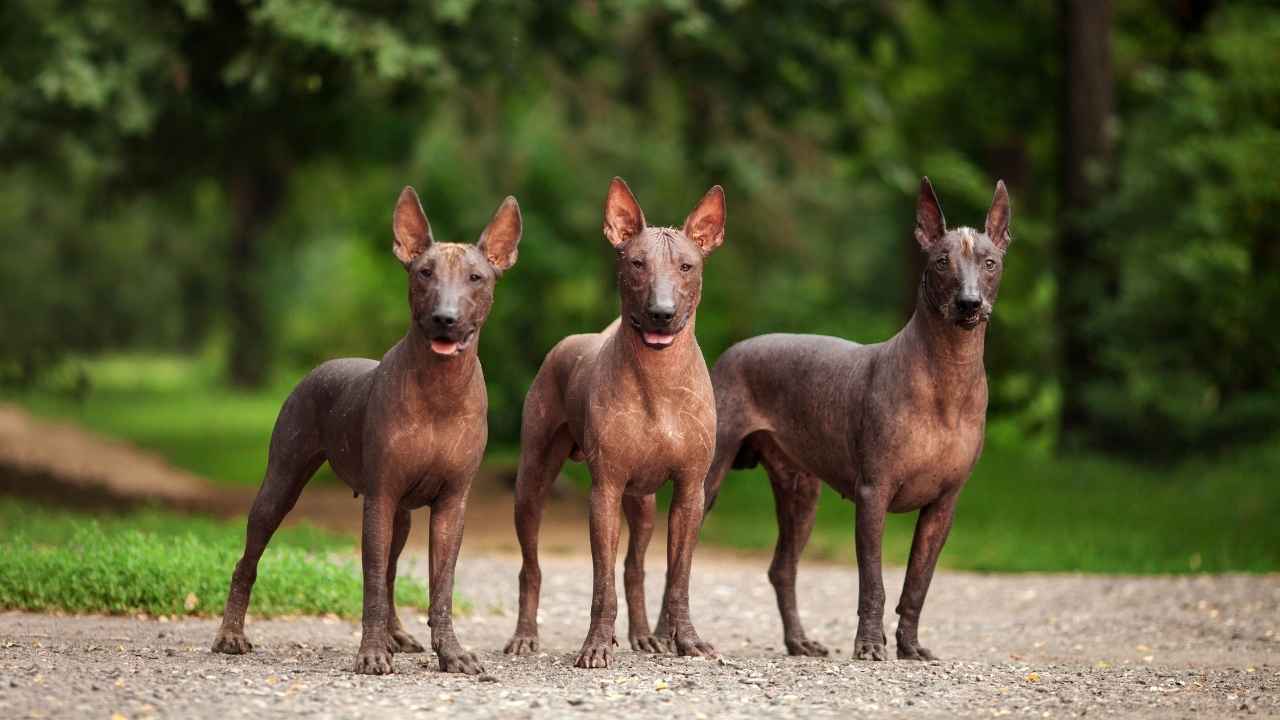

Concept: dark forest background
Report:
left=3, top=0, right=1277, bottom=459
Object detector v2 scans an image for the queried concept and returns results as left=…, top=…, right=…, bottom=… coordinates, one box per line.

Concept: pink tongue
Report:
left=643, top=332, right=675, bottom=346
left=430, top=339, right=460, bottom=355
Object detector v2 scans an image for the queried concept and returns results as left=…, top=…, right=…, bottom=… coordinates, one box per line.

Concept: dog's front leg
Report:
left=894, top=489, right=959, bottom=661
left=428, top=488, right=483, bottom=674
left=575, top=477, right=624, bottom=668
left=623, top=493, right=667, bottom=653
left=662, top=469, right=717, bottom=658
left=853, top=482, right=891, bottom=661
left=354, top=491, right=397, bottom=674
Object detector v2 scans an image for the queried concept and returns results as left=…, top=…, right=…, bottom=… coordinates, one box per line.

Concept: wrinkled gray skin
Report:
left=504, top=178, right=725, bottom=669
left=703, top=178, right=1012, bottom=661
left=211, top=186, right=522, bottom=676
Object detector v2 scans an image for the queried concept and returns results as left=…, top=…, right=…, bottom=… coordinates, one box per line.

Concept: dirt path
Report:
left=2, top=552, right=1277, bottom=719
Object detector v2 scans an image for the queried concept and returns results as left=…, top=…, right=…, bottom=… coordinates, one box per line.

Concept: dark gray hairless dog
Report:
left=503, top=178, right=725, bottom=668
left=704, top=177, right=1011, bottom=661
left=212, top=186, right=521, bottom=676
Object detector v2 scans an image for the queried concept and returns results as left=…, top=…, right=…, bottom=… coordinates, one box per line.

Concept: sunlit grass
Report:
left=0, top=498, right=430, bottom=617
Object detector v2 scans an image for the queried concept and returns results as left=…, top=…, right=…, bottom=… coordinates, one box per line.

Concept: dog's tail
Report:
left=703, top=350, right=759, bottom=515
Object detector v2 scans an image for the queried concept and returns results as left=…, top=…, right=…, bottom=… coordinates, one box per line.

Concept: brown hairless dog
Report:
left=211, top=186, right=522, bottom=676
left=503, top=178, right=725, bottom=668
left=704, top=177, right=1012, bottom=661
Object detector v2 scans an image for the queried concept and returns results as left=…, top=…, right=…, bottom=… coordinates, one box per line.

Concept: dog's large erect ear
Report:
left=603, top=177, right=646, bottom=249
left=985, top=180, right=1012, bottom=250
left=914, top=176, right=946, bottom=251
left=477, top=196, right=522, bottom=273
left=683, top=185, right=726, bottom=256
left=393, top=186, right=434, bottom=265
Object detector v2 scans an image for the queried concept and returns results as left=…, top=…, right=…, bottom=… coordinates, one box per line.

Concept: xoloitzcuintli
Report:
left=503, top=177, right=725, bottom=668
left=704, top=177, right=1012, bottom=661
left=212, top=186, right=522, bottom=675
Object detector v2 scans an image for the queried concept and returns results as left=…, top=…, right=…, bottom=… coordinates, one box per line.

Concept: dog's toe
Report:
left=390, top=630, right=426, bottom=654
left=439, top=650, right=484, bottom=675
left=629, top=634, right=667, bottom=654
left=574, top=641, right=613, bottom=669
left=211, top=631, right=252, bottom=655
left=353, top=648, right=394, bottom=675
left=503, top=635, right=539, bottom=656
left=898, top=642, right=938, bottom=661
left=786, top=638, right=830, bottom=657
left=853, top=639, right=888, bottom=661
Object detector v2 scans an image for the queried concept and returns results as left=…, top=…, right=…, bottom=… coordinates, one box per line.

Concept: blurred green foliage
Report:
left=0, top=1, right=1276, bottom=456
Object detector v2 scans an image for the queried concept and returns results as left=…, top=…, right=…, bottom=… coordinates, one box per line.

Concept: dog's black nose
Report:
left=432, top=312, right=458, bottom=327
left=647, top=304, right=675, bottom=326
left=955, top=296, right=981, bottom=314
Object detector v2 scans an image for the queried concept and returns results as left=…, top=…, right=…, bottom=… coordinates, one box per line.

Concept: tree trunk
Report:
left=226, top=169, right=285, bottom=388
left=1058, top=0, right=1113, bottom=442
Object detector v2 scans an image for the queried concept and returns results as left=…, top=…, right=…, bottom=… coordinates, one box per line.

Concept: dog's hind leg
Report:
left=213, top=392, right=323, bottom=654
left=623, top=494, right=666, bottom=653
left=385, top=507, right=425, bottom=653
left=758, top=439, right=827, bottom=657
left=504, top=383, right=573, bottom=656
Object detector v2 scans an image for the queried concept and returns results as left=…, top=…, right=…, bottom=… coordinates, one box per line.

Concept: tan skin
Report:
left=212, top=187, right=522, bottom=676
left=700, top=178, right=1012, bottom=660
left=504, top=178, right=725, bottom=668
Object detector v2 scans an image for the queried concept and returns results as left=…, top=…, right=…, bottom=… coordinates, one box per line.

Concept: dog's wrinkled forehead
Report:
left=939, top=227, right=1001, bottom=258
left=628, top=227, right=702, bottom=264
left=419, top=243, right=489, bottom=274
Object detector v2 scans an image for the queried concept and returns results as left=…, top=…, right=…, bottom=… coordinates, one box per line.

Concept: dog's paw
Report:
left=573, top=638, right=614, bottom=669
left=438, top=648, right=484, bottom=675
left=629, top=633, right=670, bottom=654
left=674, top=632, right=718, bottom=659
left=897, top=641, right=938, bottom=661
left=211, top=630, right=252, bottom=655
left=785, top=637, right=830, bottom=657
left=390, top=628, right=425, bottom=654
left=853, top=638, right=888, bottom=661
left=353, top=647, right=394, bottom=675
left=503, top=634, right=539, bottom=656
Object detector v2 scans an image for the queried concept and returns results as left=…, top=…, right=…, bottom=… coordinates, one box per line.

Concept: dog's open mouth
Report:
left=430, top=330, right=475, bottom=356
left=956, top=313, right=984, bottom=330
left=629, top=316, right=681, bottom=350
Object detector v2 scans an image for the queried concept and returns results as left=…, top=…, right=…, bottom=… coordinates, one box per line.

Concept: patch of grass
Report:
left=0, top=499, right=429, bottom=617
left=700, top=439, right=1280, bottom=574
left=4, top=353, right=338, bottom=487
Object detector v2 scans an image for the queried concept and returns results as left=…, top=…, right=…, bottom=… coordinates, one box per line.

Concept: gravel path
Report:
left=1, top=552, right=1276, bottom=719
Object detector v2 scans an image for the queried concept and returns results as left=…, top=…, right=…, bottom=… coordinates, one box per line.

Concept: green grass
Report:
left=7, top=353, right=1279, bottom=574
left=3, top=353, right=339, bottom=487
left=700, top=439, right=1280, bottom=574
left=0, top=499, right=430, bottom=617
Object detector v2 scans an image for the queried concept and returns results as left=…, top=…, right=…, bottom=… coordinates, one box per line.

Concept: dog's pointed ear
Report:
left=914, top=176, right=946, bottom=251
left=985, top=180, right=1012, bottom=250
left=603, top=177, right=646, bottom=249
left=393, top=186, right=433, bottom=266
left=477, top=196, right=522, bottom=274
left=683, top=185, right=726, bottom=256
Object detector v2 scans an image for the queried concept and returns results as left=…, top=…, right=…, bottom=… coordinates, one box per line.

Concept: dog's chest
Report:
left=586, top=396, right=715, bottom=487
left=876, top=398, right=986, bottom=512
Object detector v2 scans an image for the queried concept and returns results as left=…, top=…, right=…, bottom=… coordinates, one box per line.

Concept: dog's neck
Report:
left=901, top=280, right=987, bottom=380
left=394, top=325, right=480, bottom=401
left=610, top=312, right=702, bottom=383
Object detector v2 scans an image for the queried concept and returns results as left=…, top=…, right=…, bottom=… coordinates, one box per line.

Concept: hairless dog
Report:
left=503, top=178, right=725, bottom=668
left=212, top=186, right=522, bottom=676
left=704, top=177, right=1012, bottom=661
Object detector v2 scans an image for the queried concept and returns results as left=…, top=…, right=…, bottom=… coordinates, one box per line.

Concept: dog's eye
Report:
left=418, top=267, right=433, bottom=278
left=680, top=263, right=693, bottom=272
left=469, top=273, right=483, bottom=282
left=935, top=255, right=949, bottom=269
left=984, top=258, right=997, bottom=271
left=630, top=258, right=644, bottom=269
